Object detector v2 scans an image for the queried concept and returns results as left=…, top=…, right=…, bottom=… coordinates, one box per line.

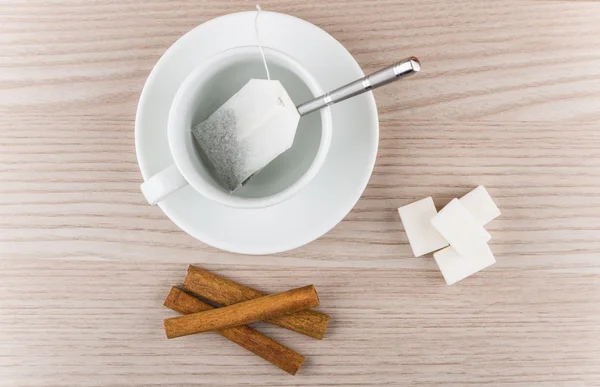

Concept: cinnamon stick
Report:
left=164, top=287, right=304, bottom=375
left=183, top=265, right=330, bottom=339
left=164, top=285, right=320, bottom=339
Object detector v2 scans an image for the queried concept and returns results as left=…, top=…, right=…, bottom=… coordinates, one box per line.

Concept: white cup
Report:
left=141, top=46, right=332, bottom=209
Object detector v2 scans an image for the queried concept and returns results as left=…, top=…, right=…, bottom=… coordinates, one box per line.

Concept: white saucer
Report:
left=135, top=11, right=378, bottom=255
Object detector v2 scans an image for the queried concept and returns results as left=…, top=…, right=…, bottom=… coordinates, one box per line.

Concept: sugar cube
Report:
left=398, top=197, right=449, bottom=257
left=431, top=198, right=491, bottom=256
left=433, top=244, right=496, bottom=285
left=459, top=185, right=501, bottom=226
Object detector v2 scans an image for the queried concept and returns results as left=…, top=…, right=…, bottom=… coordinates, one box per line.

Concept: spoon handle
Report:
left=296, top=56, right=421, bottom=117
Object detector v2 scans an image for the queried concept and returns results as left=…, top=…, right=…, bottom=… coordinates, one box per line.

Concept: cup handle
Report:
left=141, top=164, right=188, bottom=205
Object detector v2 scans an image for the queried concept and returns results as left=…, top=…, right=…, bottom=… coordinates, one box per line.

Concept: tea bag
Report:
left=191, top=5, right=300, bottom=191
left=192, top=79, right=300, bottom=191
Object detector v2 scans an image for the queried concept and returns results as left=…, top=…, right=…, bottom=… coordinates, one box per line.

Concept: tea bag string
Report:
left=255, top=5, right=271, bottom=80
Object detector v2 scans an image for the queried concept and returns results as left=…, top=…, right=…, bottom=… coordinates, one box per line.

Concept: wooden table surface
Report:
left=1, top=1, right=600, bottom=385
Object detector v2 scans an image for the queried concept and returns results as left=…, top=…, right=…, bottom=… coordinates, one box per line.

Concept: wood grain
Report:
left=0, top=0, right=599, bottom=386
